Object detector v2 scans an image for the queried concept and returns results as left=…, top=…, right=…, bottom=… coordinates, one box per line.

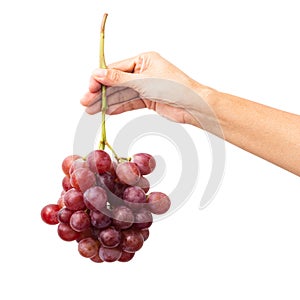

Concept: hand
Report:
left=80, top=52, right=214, bottom=126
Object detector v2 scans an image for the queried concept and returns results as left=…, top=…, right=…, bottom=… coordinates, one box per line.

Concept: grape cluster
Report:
left=41, top=150, right=171, bottom=263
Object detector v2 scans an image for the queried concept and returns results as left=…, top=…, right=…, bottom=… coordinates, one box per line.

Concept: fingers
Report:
left=84, top=87, right=141, bottom=115
left=106, top=100, right=147, bottom=115
left=107, top=55, right=139, bottom=73
left=92, top=67, right=140, bottom=87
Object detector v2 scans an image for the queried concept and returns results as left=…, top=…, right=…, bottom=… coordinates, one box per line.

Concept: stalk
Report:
left=99, top=13, right=108, bottom=150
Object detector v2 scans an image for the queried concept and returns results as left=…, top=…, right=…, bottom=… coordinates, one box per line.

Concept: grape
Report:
left=57, top=196, right=65, bottom=208
left=121, top=229, right=144, bottom=253
left=57, top=223, right=80, bottom=241
left=112, top=205, right=134, bottom=230
left=112, top=182, right=128, bottom=199
left=83, top=186, right=108, bottom=212
left=116, top=162, right=140, bottom=185
left=69, top=210, right=91, bottom=232
left=90, top=252, right=104, bottom=263
left=96, top=172, right=115, bottom=192
left=64, top=188, right=86, bottom=211
left=136, top=176, right=150, bottom=193
left=146, top=192, right=171, bottom=214
left=62, top=155, right=81, bottom=175
left=62, top=176, right=72, bottom=192
left=99, top=246, right=122, bottom=262
left=133, top=208, right=153, bottom=229
left=57, top=207, right=73, bottom=224
left=87, top=150, right=112, bottom=174
left=98, top=227, right=121, bottom=248
left=123, top=186, right=146, bottom=210
left=42, top=147, right=172, bottom=264
left=133, top=153, right=156, bottom=175
left=69, top=158, right=89, bottom=175
left=90, top=209, right=112, bottom=229
left=78, top=237, right=100, bottom=258
left=41, top=204, right=60, bottom=225
left=70, top=168, right=96, bottom=192
left=118, top=251, right=135, bottom=262
left=76, top=228, right=94, bottom=242
left=140, top=228, right=150, bottom=241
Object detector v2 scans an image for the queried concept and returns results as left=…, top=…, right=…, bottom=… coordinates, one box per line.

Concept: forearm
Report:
left=205, top=89, right=300, bottom=176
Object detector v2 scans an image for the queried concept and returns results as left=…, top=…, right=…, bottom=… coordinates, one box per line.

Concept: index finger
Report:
left=89, top=75, right=101, bottom=93
left=107, top=55, right=139, bottom=73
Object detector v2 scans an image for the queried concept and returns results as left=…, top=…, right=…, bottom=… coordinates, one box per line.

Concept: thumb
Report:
left=92, top=68, right=139, bottom=86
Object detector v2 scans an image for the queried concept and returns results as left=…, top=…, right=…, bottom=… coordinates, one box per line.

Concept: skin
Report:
left=80, top=51, right=300, bottom=176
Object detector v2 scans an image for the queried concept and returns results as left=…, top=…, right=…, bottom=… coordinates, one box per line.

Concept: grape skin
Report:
left=112, top=206, right=134, bottom=230
left=99, top=246, right=122, bottom=262
left=69, top=210, right=91, bottom=232
left=62, top=155, right=81, bottom=176
left=87, top=150, right=112, bottom=174
left=146, top=192, right=171, bottom=215
left=83, top=186, right=108, bottom=212
left=57, top=207, right=73, bottom=224
left=70, top=168, right=96, bottom=192
left=64, top=188, right=86, bottom=211
left=78, top=237, right=100, bottom=258
left=41, top=204, right=60, bottom=225
left=121, top=229, right=144, bottom=253
left=116, top=162, right=140, bottom=185
left=90, top=210, right=112, bottom=229
left=133, top=208, right=153, bottom=230
left=57, top=223, right=80, bottom=241
left=133, top=153, right=156, bottom=175
left=118, top=251, right=135, bottom=262
left=98, top=226, right=121, bottom=248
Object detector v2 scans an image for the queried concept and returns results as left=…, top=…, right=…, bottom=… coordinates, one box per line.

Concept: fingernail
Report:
left=93, top=68, right=107, bottom=79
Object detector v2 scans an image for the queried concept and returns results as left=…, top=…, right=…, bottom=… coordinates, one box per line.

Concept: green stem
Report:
left=99, top=13, right=108, bottom=150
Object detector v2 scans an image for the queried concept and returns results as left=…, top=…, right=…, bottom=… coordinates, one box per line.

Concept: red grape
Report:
left=41, top=204, right=60, bottom=225
left=133, top=208, right=153, bottom=229
left=136, top=176, right=150, bottom=193
left=98, top=226, right=121, bottom=248
left=83, top=186, right=108, bottom=212
left=57, top=223, right=80, bottom=241
left=90, top=210, right=111, bottom=229
left=132, top=153, right=156, bottom=175
left=121, top=229, right=144, bottom=253
left=64, top=188, right=86, bottom=211
left=57, top=207, right=73, bottom=224
left=146, top=192, right=171, bottom=214
left=140, top=228, right=150, bottom=241
left=62, top=155, right=81, bottom=175
left=123, top=186, right=146, bottom=210
left=69, top=210, right=91, bottom=232
left=62, top=175, right=72, bottom=191
left=118, top=251, right=135, bottom=262
left=42, top=148, right=172, bottom=264
left=90, top=252, right=104, bottom=263
left=87, top=150, right=112, bottom=174
left=70, top=168, right=96, bottom=192
left=112, top=205, right=134, bottom=230
left=69, top=158, right=89, bottom=175
left=96, top=172, right=115, bottom=192
left=116, top=162, right=140, bottom=185
left=78, top=237, right=100, bottom=258
left=99, top=246, right=122, bottom=262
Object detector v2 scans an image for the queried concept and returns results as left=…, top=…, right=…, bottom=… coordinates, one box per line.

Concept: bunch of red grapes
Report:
left=41, top=150, right=171, bottom=263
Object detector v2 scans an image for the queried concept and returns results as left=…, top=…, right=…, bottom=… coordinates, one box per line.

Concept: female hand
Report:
left=80, top=51, right=214, bottom=126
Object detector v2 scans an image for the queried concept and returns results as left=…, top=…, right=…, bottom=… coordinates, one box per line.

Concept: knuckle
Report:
left=107, top=69, right=119, bottom=83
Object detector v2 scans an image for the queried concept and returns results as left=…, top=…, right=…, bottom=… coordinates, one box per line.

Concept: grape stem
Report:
left=97, top=13, right=130, bottom=163
left=99, top=13, right=108, bottom=151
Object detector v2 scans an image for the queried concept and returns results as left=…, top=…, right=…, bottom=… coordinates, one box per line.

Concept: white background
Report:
left=0, top=0, right=300, bottom=299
